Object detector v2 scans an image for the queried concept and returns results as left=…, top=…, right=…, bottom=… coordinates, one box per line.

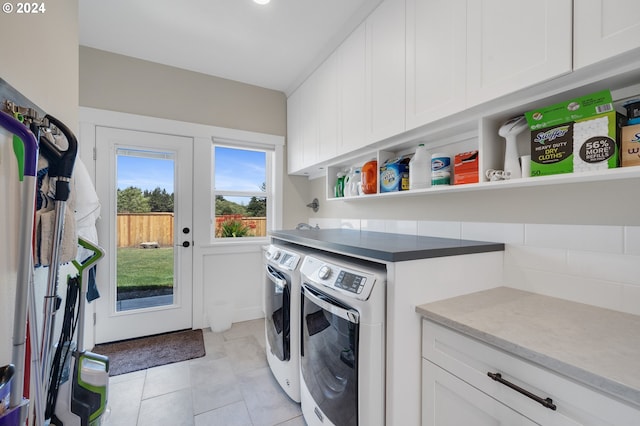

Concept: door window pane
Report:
left=116, top=148, right=175, bottom=311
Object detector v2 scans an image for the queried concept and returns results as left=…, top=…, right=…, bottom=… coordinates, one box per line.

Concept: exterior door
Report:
left=94, top=126, right=193, bottom=343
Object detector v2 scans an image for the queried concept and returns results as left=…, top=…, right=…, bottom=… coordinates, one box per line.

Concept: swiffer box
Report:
left=621, top=124, right=640, bottom=167
left=524, top=90, right=618, bottom=176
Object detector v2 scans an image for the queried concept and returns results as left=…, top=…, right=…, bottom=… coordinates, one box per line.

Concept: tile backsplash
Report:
left=308, top=218, right=640, bottom=316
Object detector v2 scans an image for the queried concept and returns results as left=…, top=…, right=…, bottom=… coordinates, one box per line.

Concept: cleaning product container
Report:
left=361, top=160, right=378, bottom=194
left=344, top=167, right=361, bottom=197
left=431, top=153, right=451, bottom=185
left=334, top=172, right=346, bottom=198
left=409, top=144, right=430, bottom=189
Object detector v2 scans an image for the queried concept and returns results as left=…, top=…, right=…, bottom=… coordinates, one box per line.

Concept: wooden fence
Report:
left=117, top=213, right=174, bottom=247
left=117, top=213, right=267, bottom=247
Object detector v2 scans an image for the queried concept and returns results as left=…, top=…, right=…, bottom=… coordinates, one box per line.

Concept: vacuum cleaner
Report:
left=47, top=238, right=108, bottom=426
left=34, top=117, right=109, bottom=426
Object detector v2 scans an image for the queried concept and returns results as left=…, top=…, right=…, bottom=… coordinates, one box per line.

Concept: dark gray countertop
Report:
left=270, top=228, right=504, bottom=262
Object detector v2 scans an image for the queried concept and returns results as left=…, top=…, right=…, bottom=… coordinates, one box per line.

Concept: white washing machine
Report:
left=299, top=252, right=386, bottom=426
left=263, top=243, right=310, bottom=402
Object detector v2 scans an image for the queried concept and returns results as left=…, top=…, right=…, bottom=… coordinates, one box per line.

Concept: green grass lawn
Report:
left=117, top=247, right=174, bottom=291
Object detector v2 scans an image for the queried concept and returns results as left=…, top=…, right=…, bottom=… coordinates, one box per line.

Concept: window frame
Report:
left=210, top=137, right=281, bottom=243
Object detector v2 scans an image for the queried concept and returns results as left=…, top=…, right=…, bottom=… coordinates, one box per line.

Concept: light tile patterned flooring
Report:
left=103, top=319, right=307, bottom=426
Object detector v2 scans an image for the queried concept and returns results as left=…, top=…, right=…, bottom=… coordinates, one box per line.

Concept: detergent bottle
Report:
left=361, top=160, right=378, bottom=194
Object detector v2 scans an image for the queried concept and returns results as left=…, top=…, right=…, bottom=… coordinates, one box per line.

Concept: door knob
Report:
left=182, top=241, right=190, bottom=248
left=183, top=227, right=190, bottom=234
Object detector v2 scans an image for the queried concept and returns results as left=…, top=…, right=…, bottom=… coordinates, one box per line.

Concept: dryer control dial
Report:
left=318, top=265, right=332, bottom=280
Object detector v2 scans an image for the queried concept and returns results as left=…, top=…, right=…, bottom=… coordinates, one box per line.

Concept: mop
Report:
left=0, top=110, right=39, bottom=426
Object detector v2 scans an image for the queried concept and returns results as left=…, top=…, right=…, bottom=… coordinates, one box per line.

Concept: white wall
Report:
left=309, top=217, right=640, bottom=315
left=0, top=1, right=79, bottom=365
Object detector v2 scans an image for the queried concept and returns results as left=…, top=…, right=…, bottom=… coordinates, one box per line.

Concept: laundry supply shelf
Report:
left=322, top=50, right=640, bottom=202
left=329, top=165, right=640, bottom=201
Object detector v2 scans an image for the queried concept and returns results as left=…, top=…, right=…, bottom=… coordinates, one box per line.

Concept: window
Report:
left=212, top=143, right=274, bottom=240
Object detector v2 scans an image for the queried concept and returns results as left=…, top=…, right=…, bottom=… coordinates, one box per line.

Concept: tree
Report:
left=215, top=195, right=246, bottom=215
left=246, top=196, right=266, bottom=217
left=117, top=187, right=150, bottom=213
left=145, top=187, right=174, bottom=212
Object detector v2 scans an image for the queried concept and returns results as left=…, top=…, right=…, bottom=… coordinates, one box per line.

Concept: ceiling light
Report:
left=254, top=0, right=270, bottom=4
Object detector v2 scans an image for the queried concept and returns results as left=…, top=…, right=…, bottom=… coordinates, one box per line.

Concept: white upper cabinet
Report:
left=365, top=0, right=406, bottom=143
left=317, top=51, right=339, bottom=162
left=574, top=0, right=640, bottom=69
left=406, top=0, right=467, bottom=130
left=286, top=87, right=304, bottom=174
left=466, top=0, right=572, bottom=107
left=301, top=71, right=320, bottom=169
left=338, top=24, right=367, bottom=156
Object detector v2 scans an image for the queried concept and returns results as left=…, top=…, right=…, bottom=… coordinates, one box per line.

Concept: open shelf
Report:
left=329, top=165, right=640, bottom=201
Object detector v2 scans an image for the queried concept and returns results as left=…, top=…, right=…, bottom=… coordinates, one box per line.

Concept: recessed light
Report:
left=254, top=0, right=270, bottom=4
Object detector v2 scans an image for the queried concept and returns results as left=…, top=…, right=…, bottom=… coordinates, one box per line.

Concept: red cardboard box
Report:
left=454, top=151, right=479, bottom=185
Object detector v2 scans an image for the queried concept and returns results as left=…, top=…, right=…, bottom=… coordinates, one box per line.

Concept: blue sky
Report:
left=214, top=146, right=266, bottom=192
left=117, top=154, right=175, bottom=192
left=117, top=147, right=266, bottom=203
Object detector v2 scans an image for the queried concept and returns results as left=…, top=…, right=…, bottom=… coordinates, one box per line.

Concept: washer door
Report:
left=301, top=283, right=360, bottom=426
left=265, top=265, right=291, bottom=361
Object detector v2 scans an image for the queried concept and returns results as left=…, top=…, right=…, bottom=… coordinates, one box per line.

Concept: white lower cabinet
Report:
left=422, top=360, right=539, bottom=426
left=421, top=320, right=640, bottom=426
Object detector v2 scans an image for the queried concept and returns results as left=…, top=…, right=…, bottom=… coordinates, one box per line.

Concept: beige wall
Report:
left=0, top=0, right=79, bottom=365
left=308, top=174, right=640, bottom=226
left=79, top=46, right=310, bottom=228
left=79, top=46, right=286, bottom=135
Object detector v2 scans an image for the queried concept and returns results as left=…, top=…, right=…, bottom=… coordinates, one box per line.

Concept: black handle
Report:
left=487, top=372, right=556, bottom=411
left=183, top=227, right=190, bottom=234
left=182, top=241, right=190, bottom=248
left=39, top=114, right=78, bottom=180
left=35, top=115, right=78, bottom=203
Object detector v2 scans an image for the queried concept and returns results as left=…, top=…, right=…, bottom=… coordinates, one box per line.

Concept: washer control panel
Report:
left=301, top=255, right=378, bottom=301
left=265, top=245, right=300, bottom=271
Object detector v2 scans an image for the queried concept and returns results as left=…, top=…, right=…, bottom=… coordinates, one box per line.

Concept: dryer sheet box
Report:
left=524, top=90, right=618, bottom=177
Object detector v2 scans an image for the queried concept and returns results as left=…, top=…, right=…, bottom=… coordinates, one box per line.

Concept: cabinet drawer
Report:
left=422, top=320, right=640, bottom=426
left=422, top=359, right=539, bottom=426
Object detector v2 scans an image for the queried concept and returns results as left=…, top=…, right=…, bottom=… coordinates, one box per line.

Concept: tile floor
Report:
left=103, top=319, right=307, bottom=426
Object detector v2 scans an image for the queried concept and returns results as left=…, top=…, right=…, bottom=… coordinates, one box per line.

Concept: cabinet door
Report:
left=422, top=360, right=540, bottom=426
left=466, top=0, right=572, bottom=107
left=366, top=0, right=406, bottom=144
left=286, top=88, right=304, bottom=174
left=406, top=0, right=466, bottom=130
left=574, top=0, right=640, bottom=69
left=317, top=51, right=339, bottom=163
left=301, top=72, right=319, bottom=169
left=339, top=24, right=367, bottom=156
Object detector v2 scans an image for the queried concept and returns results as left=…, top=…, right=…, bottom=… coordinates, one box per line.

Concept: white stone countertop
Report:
left=416, top=286, right=640, bottom=409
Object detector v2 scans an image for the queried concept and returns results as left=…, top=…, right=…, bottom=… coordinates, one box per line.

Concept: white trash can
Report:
left=209, top=301, right=233, bottom=332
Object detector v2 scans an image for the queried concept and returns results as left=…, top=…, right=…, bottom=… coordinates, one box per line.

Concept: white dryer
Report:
left=299, top=252, right=386, bottom=426
left=263, top=243, right=310, bottom=402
